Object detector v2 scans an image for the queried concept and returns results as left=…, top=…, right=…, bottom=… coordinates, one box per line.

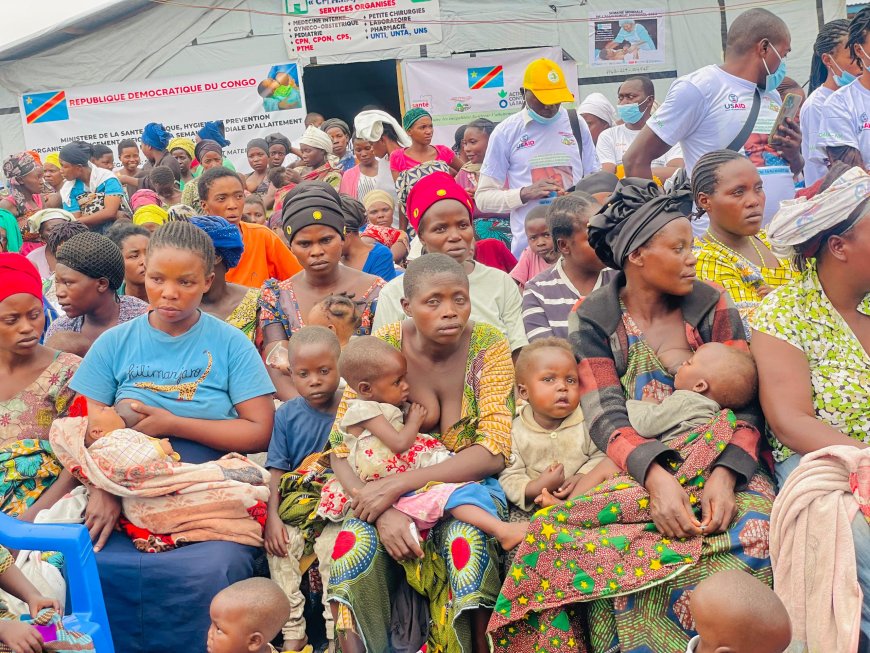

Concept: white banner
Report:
left=589, top=8, right=666, bottom=67
left=283, top=0, right=442, bottom=58
left=402, top=47, right=579, bottom=146
left=19, top=62, right=308, bottom=172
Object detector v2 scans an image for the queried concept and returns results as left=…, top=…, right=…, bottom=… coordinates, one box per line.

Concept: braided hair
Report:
left=465, top=118, right=496, bottom=136
left=147, top=219, right=216, bottom=275
left=811, top=19, right=850, bottom=93
left=691, top=149, right=745, bottom=218
left=45, top=220, right=88, bottom=256
left=848, top=7, right=870, bottom=69
left=548, top=192, right=598, bottom=252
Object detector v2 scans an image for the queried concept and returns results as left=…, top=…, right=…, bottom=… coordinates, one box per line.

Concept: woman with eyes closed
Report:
left=259, top=181, right=385, bottom=400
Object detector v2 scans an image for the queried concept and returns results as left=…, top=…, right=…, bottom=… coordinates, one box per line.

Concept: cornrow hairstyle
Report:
left=92, top=143, right=113, bottom=160
left=198, top=166, right=242, bottom=203
left=149, top=165, right=177, bottom=191
left=147, top=219, right=216, bottom=275
left=465, top=118, right=496, bottom=136
left=848, top=7, right=870, bottom=69
left=106, top=222, right=150, bottom=249
left=811, top=19, right=850, bottom=92
left=316, top=294, right=362, bottom=332
left=548, top=192, right=597, bottom=252
left=514, top=336, right=575, bottom=383
left=117, top=138, right=138, bottom=156
left=691, top=149, right=746, bottom=218
left=45, top=220, right=89, bottom=256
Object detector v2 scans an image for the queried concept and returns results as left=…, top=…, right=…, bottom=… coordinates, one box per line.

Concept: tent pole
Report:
left=396, top=60, right=406, bottom=116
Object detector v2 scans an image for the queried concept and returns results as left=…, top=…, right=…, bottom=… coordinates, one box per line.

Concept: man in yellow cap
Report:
left=475, top=58, right=600, bottom=256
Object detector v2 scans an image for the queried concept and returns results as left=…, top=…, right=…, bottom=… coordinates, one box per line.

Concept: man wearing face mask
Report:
left=623, top=8, right=802, bottom=231
left=596, top=75, right=685, bottom=181
left=476, top=58, right=600, bottom=256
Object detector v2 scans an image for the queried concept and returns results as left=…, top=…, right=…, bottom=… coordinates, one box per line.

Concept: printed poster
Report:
left=589, top=8, right=666, bottom=66
left=20, top=62, right=307, bottom=171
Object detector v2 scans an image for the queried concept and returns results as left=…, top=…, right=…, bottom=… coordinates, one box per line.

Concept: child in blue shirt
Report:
left=264, top=326, right=343, bottom=653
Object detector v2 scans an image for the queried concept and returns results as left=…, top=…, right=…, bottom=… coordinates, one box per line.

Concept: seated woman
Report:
left=243, top=138, right=276, bottom=210
left=168, top=136, right=196, bottom=190
left=44, top=232, right=149, bottom=351
left=327, top=253, right=514, bottom=653
left=43, top=151, right=64, bottom=194
left=692, top=150, right=794, bottom=333
left=361, top=189, right=409, bottom=263
left=339, top=194, right=397, bottom=282
left=181, top=140, right=227, bottom=214
left=265, top=132, right=293, bottom=169
left=24, top=208, right=75, bottom=279
left=491, top=179, right=773, bottom=653
left=297, top=126, right=343, bottom=188
left=373, top=172, right=528, bottom=353
left=321, top=118, right=355, bottom=172
left=0, top=254, right=80, bottom=520
left=751, top=167, right=870, bottom=642
left=68, top=220, right=275, bottom=653
left=58, top=142, right=130, bottom=233
left=1, top=152, right=60, bottom=255
left=106, top=223, right=151, bottom=303
left=260, top=182, right=385, bottom=399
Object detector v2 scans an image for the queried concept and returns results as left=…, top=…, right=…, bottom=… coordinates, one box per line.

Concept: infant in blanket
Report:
left=83, top=398, right=180, bottom=468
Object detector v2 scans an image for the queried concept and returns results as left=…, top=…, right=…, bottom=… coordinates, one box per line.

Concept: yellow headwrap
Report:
left=362, top=189, right=395, bottom=212
left=132, top=204, right=169, bottom=227
left=44, top=152, right=61, bottom=169
left=167, top=137, right=195, bottom=160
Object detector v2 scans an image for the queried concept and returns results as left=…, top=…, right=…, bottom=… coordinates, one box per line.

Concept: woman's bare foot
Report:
left=535, top=488, right=564, bottom=508
left=494, top=521, right=529, bottom=551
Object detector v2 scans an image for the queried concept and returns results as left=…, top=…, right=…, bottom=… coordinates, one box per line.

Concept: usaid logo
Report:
left=724, top=92, right=747, bottom=111
left=516, top=134, right=536, bottom=150
left=861, top=112, right=870, bottom=130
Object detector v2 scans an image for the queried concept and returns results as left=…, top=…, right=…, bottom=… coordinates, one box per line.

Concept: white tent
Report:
left=0, top=0, right=845, bottom=162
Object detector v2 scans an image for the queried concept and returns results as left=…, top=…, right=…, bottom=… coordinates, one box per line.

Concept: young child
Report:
left=361, top=190, right=409, bottom=265
left=243, top=194, right=267, bottom=225
left=510, top=205, right=559, bottom=288
left=265, top=326, right=343, bottom=653
left=499, top=338, right=608, bottom=511
left=207, top=577, right=292, bottom=653
left=116, top=138, right=141, bottom=197
left=305, top=295, right=361, bottom=348
left=688, top=569, right=791, bottom=653
left=0, top=544, right=63, bottom=653
left=318, top=336, right=527, bottom=550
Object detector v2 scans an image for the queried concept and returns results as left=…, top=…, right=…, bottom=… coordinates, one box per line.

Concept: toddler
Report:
left=510, top=205, right=558, bottom=288
left=265, top=326, right=343, bottom=652
left=688, top=569, right=791, bottom=653
left=305, top=295, right=361, bottom=348
left=318, top=336, right=527, bottom=550
left=207, top=578, right=292, bottom=653
left=0, top=544, right=63, bottom=653
left=243, top=194, right=267, bottom=225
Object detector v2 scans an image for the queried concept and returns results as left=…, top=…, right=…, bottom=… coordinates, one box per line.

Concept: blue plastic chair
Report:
left=0, top=511, right=114, bottom=652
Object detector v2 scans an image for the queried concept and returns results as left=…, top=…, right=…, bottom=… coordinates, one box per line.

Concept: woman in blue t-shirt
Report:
left=59, top=141, right=130, bottom=233
left=338, top=194, right=397, bottom=282
left=69, top=220, right=276, bottom=653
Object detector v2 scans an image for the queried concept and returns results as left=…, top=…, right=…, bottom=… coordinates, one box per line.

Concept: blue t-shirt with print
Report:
left=70, top=311, right=274, bottom=419
left=62, top=176, right=125, bottom=213
left=266, top=397, right=335, bottom=471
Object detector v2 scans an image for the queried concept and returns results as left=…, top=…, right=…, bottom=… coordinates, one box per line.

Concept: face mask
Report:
left=617, top=96, right=650, bottom=125
left=527, top=106, right=561, bottom=125
left=831, top=60, right=857, bottom=87
left=857, top=46, right=870, bottom=73
left=762, top=42, right=786, bottom=93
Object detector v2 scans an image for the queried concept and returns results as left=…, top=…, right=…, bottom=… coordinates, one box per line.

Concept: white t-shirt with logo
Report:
left=800, top=85, right=835, bottom=186
left=480, top=108, right=600, bottom=255
left=596, top=123, right=684, bottom=169
left=648, top=65, right=793, bottom=230
left=818, top=79, right=870, bottom=165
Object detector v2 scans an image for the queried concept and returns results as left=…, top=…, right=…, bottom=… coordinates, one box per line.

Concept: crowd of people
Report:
left=1, top=5, right=870, bottom=653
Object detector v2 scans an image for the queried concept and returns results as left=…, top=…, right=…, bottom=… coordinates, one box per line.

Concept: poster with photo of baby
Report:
left=590, top=9, right=666, bottom=66
left=257, top=63, right=302, bottom=112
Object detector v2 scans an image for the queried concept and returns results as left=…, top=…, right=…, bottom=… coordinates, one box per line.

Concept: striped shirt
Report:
left=522, top=259, right=613, bottom=341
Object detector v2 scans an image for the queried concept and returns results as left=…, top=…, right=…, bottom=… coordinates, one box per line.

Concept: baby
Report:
left=319, top=336, right=527, bottom=550
left=688, top=569, right=791, bottom=653
left=305, top=294, right=361, bottom=349
left=207, top=578, right=292, bottom=653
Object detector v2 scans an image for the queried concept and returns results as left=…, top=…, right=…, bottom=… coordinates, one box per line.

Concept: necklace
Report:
left=704, top=230, right=766, bottom=268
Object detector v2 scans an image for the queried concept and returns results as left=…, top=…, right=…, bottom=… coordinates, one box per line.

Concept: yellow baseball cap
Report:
left=522, top=58, right=575, bottom=105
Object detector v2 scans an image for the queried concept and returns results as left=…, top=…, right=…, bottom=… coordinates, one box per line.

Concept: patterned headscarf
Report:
left=190, top=215, right=244, bottom=269
left=141, top=123, right=172, bottom=150
left=167, top=204, right=197, bottom=222
left=197, top=121, right=230, bottom=147
left=402, top=108, right=431, bottom=131
left=168, top=137, right=195, bottom=160
left=3, top=152, right=37, bottom=186
left=56, top=232, right=125, bottom=291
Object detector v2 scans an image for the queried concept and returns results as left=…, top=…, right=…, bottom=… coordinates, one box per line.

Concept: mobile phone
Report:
left=768, top=93, right=801, bottom=144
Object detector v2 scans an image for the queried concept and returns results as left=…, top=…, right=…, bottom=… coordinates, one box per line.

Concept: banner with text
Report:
left=20, top=62, right=307, bottom=172
left=402, top=47, right=579, bottom=146
left=283, top=0, right=442, bottom=58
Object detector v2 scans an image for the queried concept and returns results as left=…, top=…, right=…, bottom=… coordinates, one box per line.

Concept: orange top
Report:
left=225, top=221, right=301, bottom=288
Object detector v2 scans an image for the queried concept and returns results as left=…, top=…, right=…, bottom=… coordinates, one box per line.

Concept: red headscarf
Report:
left=0, top=253, right=42, bottom=304
left=406, top=171, right=474, bottom=232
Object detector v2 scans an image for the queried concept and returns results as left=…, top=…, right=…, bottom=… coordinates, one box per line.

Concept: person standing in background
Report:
left=577, top=92, right=618, bottom=145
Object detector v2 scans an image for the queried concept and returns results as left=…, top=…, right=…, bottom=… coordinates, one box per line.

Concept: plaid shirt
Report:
left=568, top=274, right=761, bottom=484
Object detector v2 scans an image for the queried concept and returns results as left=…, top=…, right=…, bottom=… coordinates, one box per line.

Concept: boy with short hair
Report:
left=207, top=578, right=292, bottom=653
left=510, top=205, right=558, bottom=289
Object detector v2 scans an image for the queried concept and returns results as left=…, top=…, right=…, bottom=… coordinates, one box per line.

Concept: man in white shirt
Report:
left=476, top=58, right=600, bottom=256
left=623, top=8, right=803, bottom=230
left=596, top=75, right=685, bottom=181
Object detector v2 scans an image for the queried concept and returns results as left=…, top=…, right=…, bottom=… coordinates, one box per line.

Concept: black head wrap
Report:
left=321, top=118, right=351, bottom=137
left=281, top=181, right=346, bottom=244
left=265, top=133, right=292, bottom=154
left=59, top=141, right=93, bottom=167
left=339, top=194, right=367, bottom=233
left=194, top=139, right=222, bottom=163
left=587, top=177, right=694, bottom=270
left=56, top=231, right=125, bottom=291
left=246, top=138, right=269, bottom=155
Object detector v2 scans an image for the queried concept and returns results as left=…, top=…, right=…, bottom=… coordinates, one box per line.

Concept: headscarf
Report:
left=265, top=133, right=292, bottom=154
left=578, top=92, right=618, bottom=127
left=130, top=189, right=161, bottom=212
left=141, top=123, right=172, bottom=150
left=402, top=108, right=431, bottom=132
left=321, top=118, right=350, bottom=137
left=167, top=137, right=195, bottom=160
left=587, top=177, right=694, bottom=270
left=26, top=150, right=42, bottom=166
left=362, top=189, right=395, bottom=212
left=281, top=181, right=346, bottom=244
left=767, top=166, right=870, bottom=260
left=299, top=126, right=335, bottom=155
left=27, top=208, right=75, bottom=234
left=44, top=152, right=61, bottom=170
left=353, top=109, right=412, bottom=147
left=246, top=138, right=269, bottom=154
left=0, top=252, right=41, bottom=302
left=0, top=209, right=23, bottom=253
left=406, top=171, right=474, bottom=233
left=571, top=171, right=620, bottom=196
left=194, top=139, right=223, bottom=163
left=190, top=215, right=244, bottom=269
left=3, top=152, right=37, bottom=185
left=132, top=205, right=169, bottom=228
left=339, top=195, right=367, bottom=233
left=167, top=204, right=197, bottom=222
left=197, top=121, right=230, bottom=147
left=56, top=232, right=125, bottom=291
left=59, top=141, right=92, bottom=167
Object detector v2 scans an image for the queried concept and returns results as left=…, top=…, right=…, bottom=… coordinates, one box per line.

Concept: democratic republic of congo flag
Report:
left=22, top=91, right=69, bottom=124
left=467, top=66, right=504, bottom=90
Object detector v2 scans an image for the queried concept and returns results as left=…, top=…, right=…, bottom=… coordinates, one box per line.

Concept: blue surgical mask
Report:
left=617, top=96, right=650, bottom=125
left=527, top=106, right=561, bottom=125
left=832, top=61, right=857, bottom=87
left=763, top=42, right=786, bottom=93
